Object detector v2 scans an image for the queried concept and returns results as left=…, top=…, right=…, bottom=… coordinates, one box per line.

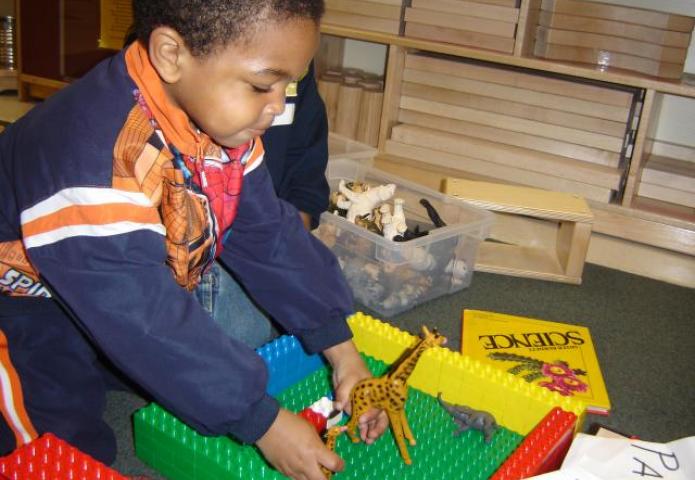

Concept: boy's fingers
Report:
left=332, top=397, right=347, bottom=413
left=359, top=408, right=389, bottom=443
left=279, top=447, right=342, bottom=480
left=332, top=386, right=353, bottom=415
left=333, top=383, right=350, bottom=405
left=318, top=450, right=345, bottom=476
left=371, top=412, right=389, bottom=438
left=288, top=463, right=325, bottom=480
left=358, top=407, right=385, bottom=426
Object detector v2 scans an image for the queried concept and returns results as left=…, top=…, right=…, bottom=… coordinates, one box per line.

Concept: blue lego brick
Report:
left=256, top=334, right=326, bottom=395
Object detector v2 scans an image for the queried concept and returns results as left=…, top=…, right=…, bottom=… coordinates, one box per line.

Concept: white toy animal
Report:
left=379, top=204, right=406, bottom=240
left=339, top=179, right=396, bottom=223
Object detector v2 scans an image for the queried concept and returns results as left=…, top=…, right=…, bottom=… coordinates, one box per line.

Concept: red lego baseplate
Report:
left=0, top=433, right=128, bottom=480
left=491, top=407, right=578, bottom=479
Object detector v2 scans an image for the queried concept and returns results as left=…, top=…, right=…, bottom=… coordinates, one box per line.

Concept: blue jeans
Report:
left=194, top=262, right=276, bottom=349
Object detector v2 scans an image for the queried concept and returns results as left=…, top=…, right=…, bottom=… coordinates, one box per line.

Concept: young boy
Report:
left=0, top=1, right=386, bottom=479
left=120, top=29, right=330, bottom=345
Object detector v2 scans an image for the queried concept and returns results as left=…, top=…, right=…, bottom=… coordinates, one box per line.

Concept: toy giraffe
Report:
left=345, top=326, right=446, bottom=465
left=321, top=426, right=346, bottom=479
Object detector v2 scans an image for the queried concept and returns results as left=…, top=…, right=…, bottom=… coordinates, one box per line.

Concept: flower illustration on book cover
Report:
left=488, top=352, right=588, bottom=396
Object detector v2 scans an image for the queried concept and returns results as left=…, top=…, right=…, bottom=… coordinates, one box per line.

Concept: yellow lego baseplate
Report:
left=348, top=312, right=586, bottom=436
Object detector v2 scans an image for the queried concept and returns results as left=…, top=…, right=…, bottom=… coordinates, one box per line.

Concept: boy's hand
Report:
left=324, top=340, right=389, bottom=444
left=256, top=408, right=344, bottom=480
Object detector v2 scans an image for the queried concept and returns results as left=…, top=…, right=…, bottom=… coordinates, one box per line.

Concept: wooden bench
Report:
left=443, top=177, right=593, bottom=284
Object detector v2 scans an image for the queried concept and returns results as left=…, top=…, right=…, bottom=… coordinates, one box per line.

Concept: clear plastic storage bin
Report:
left=314, top=158, right=494, bottom=317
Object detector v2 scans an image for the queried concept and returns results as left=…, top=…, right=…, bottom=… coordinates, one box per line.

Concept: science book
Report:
left=461, top=309, right=610, bottom=415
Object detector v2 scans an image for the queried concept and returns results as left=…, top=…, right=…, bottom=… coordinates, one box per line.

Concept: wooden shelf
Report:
left=443, top=177, right=594, bottom=284
left=320, top=23, right=695, bottom=98
left=631, top=196, right=695, bottom=224
left=18, top=74, right=68, bottom=100
left=589, top=199, right=695, bottom=256
left=321, top=10, right=695, bottom=276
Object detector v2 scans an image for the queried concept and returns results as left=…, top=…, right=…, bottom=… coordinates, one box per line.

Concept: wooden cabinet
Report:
left=16, top=0, right=61, bottom=82
left=16, top=0, right=114, bottom=99
left=318, top=2, right=695, bottom=287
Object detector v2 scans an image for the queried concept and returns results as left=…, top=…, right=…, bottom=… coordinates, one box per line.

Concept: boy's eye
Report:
left=252, top=84, right=272, bottom=94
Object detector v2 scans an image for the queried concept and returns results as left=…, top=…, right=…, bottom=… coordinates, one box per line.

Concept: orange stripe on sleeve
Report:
left=0, top=330, right=38, bottom=448
left=22, top=204, right=161, bottom=238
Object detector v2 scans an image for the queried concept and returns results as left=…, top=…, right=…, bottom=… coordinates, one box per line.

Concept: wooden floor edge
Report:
left=586, top=233, right=695, bottom=289
left=475, top=263, right=582, bottom=284
left=475, top=234, right=695, bottom=288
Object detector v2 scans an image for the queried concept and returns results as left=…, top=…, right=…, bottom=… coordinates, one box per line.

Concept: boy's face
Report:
left=165, top=18, right=319, bottom=148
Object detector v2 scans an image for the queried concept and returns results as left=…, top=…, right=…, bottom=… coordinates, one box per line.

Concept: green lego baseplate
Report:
left=134, top=355, right=524, bottom=480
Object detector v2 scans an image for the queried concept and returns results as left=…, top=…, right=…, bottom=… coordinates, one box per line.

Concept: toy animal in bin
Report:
left=337, top=179, right=396, bottom=223
left=437, top=393, right=499, bottom=443
left=328, top=180, right=446, bottom=242
left=346, top=326, right=447, bottom=465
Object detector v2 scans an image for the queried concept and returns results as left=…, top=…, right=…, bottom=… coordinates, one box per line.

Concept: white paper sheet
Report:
left=528, top=433, right=695, bottom=480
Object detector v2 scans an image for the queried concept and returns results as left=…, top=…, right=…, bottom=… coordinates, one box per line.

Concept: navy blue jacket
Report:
left=0, top=51, right=353, bottom=443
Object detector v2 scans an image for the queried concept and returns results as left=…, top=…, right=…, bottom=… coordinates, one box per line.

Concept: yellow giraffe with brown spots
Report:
left=345, top=326, right=446, bottom=465
left=321, top=426, right=346, bottom=479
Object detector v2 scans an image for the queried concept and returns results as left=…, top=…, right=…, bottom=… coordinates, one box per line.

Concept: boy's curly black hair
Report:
left=132, top=0, right=324, bottom=56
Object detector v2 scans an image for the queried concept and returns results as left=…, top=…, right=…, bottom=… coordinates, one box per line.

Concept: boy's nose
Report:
left=265, top=90, right=286, bottom=117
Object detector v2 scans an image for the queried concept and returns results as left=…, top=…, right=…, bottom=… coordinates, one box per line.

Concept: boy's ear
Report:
left=148, top=26, right=189, bottom=84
